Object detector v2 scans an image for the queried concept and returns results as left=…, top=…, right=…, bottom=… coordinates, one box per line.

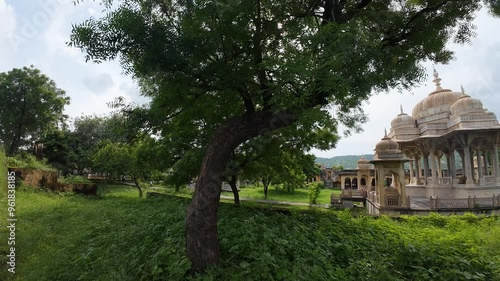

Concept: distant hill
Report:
left=316, top=152, right=464, bottom=170
left=315, top=154, right=374, bottom=169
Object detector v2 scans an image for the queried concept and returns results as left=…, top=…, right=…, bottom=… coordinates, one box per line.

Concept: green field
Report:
left=0, top=146, right=6, bottom=190
left=0, top=185, right=499, bottom=280
left=234, top=185, right=341, bottom=204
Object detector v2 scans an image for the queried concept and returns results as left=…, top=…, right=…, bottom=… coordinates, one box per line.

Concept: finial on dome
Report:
left=384, top=128, right=388, bottom=138
left=400, top=104, right=404, bottom=114
left=461, top=84, right=465, bottom=94
left=432, top=67, right=442, bottom=90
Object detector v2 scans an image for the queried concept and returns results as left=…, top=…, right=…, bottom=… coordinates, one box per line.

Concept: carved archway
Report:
left=344, top=178, right=351, bottom=189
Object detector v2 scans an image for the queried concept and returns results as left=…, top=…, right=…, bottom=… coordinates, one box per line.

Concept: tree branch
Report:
left=382, top=0, right=450, bottom=46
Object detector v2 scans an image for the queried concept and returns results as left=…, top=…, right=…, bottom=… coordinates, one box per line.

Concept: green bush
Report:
left=308, top=182, right=323, bottom=204
left=7, top=186, right=500, bottom=281
left=0, top=145, right=7, bottom=191
left=6, top=152, right=55, bottom=171
left=59, top=175, right=92, bottom=184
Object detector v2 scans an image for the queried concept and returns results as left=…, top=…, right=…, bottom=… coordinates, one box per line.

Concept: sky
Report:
left=1, top=0, right=500, bottom=158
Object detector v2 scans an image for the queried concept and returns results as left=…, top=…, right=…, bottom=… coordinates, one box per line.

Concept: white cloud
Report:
left=83, top=73, right=115, bottom=94
left=0, top=0, right=17, bottom=67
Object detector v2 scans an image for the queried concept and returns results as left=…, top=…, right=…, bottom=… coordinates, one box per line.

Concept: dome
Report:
left=391, top=112, right=416, bottom=128
left=357, top=156, right=371, bottom=170
left=450, top=94, right=484, bottom=115
left=373, top=130, right=405, bottom=161
left=412, top=90, right=463, bottom=120
left=357, top=156, right=369, bottom=164
left=411, top=69, right=463, bottom=120
left=375, top=135, right=399, bottom=152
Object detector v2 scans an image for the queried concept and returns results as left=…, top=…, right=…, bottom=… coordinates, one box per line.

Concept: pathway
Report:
left=410, top=197, right=432, bottom=210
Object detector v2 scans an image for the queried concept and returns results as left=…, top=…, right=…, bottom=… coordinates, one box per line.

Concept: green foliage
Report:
left=0, top=145, right=6, bottom=190
left=0, top=66, right=69, bottom=156
left=6, top=152, right=55, bottom=171
left=308, top=182, right=323, bottom=205
left=92, top=140, right=159, bottom=197
left=58, top=175, right=92, bottom=184
left=8, top=186, right=500, bottom=281
left=165, top=147, right=205, bottom=189
left=92, top=142, right=130, bottom=180
left=42, top=129, right=80, bottom=174
left=69, top=114, right=131, bottom=173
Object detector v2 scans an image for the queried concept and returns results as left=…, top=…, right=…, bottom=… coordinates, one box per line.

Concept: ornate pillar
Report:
left=423, top=154, right=430, bottom=184
left=470, top=150, right=476, bottom=183
left=459, top=150, right=466, bottom=176
left=477, top=150, right=484, bottom=185
left=415, top=155, right=422, bottom=185
left=449, top=151, right=456, bottom=180
left=483, top=149, right=489, bottom=175
left=430, top=152, right=438, bottom=186
left=436, top=152, right=443, bottom=178
left=446, top=154, right=451, bottom=177
left=408, top=160, right=414, bottom=184
left=377, top=168, right=385, bottom=206
left=399, top=164, right=407, bottom=206
left=493, top=145, right=500, bottom=180
left=463, top=145, right=474, bottom=184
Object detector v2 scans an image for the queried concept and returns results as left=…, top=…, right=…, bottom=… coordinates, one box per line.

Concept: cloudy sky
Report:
left=1, top=0, right=500, bottom=158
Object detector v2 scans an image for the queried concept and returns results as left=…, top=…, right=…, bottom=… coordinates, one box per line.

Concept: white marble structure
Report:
left=386, top=69, right=500, bottom=200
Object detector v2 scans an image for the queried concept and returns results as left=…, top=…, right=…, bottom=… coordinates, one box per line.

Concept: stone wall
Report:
left=9, top=168, right=58, bottom=189
left=8, top=167, right=97, bottom=196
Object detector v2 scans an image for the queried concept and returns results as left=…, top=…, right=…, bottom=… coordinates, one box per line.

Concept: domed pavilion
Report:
left=365, top=130, right=409, bottom=214
left=370, top=68, right=500, bottom=213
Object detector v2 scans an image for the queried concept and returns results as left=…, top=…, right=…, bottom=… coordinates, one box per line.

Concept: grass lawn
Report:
left=234, top=185, right=341, bottom=204
left=0, top=146, right=6, bottom=190
left=149, top=184, right=341, bottom=205
left=1, top=185, right=500, bottom=280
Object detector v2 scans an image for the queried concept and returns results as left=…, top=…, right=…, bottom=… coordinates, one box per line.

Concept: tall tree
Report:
left=70, top=0, right=499, bottom=272
left=92, top=140, right=155, bottom=197
left=42, top=128, right=79, bottom=175
left=0, top=66, right=69, bottom=156
left=70, top=113, right=135, bottom=174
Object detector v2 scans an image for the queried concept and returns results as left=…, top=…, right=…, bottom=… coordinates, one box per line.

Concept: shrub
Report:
left=308, top=182, right=323, bottom=204
left=59, top=175, right=92, bottom=184
left=6, top=152, right=55, bottom=171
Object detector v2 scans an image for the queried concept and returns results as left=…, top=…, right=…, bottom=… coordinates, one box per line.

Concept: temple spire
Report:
left=433, top=67, right=443, bottom=91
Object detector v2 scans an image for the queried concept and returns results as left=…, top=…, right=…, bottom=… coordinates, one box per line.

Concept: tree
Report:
left=0, top=66, right=69, bottom=156
left=42, top=128, right=79, bottom=175
left=332, top=164, right=345, bottom=171
left=92, top=141, right=154, bottom=197
left=70, top=0, right=499, bottom=272
left=69, top=112, right=137, bottom=174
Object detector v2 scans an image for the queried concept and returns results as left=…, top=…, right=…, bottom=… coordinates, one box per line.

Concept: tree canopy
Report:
left=70, top=0, right=499, bottom=272
left=0, top=66, right=69, bottom=156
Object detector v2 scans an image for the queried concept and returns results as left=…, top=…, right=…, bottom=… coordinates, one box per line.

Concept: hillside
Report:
left=316, top=152, right=464, bottom=170
left=315, top=154, right=374, bottom=169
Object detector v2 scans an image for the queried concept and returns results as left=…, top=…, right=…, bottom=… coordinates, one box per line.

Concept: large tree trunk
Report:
left=186, top=110, right=296, bottom=273
left=262, top=176, right=271, bottom=198
left=228, top=174, right=240, bottom=206
left=134, top=178, right=143, bottom=198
